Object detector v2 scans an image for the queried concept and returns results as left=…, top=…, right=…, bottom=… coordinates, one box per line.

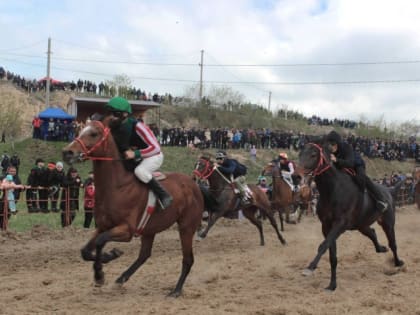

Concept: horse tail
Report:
left=388, top=180, right=404, bottom=202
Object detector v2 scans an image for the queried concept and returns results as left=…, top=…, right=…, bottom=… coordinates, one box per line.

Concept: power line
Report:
left=0, top=40, right=45, bottom=53
left=4, top=51, right=420, bottom=67
left=2, top=57, right=420, bottom=86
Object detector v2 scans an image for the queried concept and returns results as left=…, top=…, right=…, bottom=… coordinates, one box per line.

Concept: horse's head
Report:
left=62, top=117, right=112, bottom=164
left=193, top=155, right=215, bottom=180
left=292, top=142, right=331, bottom=185
left=261, top=161, right=280, bottom=177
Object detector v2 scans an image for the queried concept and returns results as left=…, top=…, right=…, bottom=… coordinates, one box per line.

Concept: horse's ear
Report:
left=306, top=135, right=323, bottom=145
left=90, top=112, right=104, bottom=122
left=101, top=115, right=113, bottom=127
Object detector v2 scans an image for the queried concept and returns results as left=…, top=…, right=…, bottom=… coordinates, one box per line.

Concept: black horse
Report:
left=292, top=142, right=404, bottom=291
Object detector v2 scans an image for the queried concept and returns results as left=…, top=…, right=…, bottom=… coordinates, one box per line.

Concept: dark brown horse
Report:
left=62, top=117, right=204, bottom=297
left=292, top=142, right=404, bottom=291
left=414, top=168, right=420, bottom=209
left=262, top=162, right=312, bottom=225
left=193, top=155, right=286, bottom=246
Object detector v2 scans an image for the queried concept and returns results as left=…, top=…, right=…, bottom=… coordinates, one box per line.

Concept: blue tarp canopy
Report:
left=38, top=107, right=75, bottom=120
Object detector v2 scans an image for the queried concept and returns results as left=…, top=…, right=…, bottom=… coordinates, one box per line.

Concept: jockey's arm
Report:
left=288, top=162, right=295, bottom=174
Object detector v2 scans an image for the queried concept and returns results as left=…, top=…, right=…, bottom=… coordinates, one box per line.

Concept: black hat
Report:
left=326, top=131, right=342, bottom=145
left=35, top=158, right=44, bottom=164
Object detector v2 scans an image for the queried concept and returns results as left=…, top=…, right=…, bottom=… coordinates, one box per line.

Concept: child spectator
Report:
left=2, top=174, right=25, bottom=215
left=83, top=171, right=95, bottom=228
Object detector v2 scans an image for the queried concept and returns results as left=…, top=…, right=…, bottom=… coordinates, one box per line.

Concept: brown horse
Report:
left=62, top=117, right=204, bottom=297
left=261, top=162, right=312, bottom=225
left=193, top=155, right=286, bottom=246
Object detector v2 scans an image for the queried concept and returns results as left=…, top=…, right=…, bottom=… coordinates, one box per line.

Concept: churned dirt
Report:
left=1, top=205, right=419, bottom=315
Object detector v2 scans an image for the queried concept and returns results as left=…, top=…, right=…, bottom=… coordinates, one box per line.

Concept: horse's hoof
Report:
left=111, top=248, right=124, bottom=257
left=94, top=278, right=105, bottom=287
left=167, top=290, right=182, bottom=298
left=302, top=268, right=314, bottom=277
left=324, top=285, right=336, bottom=292
left=395, top=260, right=404, bottom=267
left=115, top=275, right=127, bottom=284
left=376, top=246, right=388, bottom=253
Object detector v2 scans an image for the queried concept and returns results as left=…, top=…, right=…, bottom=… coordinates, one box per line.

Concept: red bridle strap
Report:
left=74, top=121, right=113, bottom=161
left=193, top=158, right=216, bottom=180
left=308, top=143, right=332, bottom=176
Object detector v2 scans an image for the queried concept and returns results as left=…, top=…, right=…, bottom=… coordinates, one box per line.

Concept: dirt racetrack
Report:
left=1, top=205, right=419, bottom=315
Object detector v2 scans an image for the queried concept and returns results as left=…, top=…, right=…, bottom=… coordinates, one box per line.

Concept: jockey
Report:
left=326, top=130, right=387, bottom=212
left=277, top=152, right=298, bottom=192
left=105, top=96, right=172, bottom=210
left=214, top=150, right=252, bottom=204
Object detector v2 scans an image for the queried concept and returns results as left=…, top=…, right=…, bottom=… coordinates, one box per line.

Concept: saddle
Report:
left=152, top=171, right=166, bottom=181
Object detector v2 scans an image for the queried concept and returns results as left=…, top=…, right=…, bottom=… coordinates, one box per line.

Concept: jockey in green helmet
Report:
left=105, top=96, right=172, bottom=210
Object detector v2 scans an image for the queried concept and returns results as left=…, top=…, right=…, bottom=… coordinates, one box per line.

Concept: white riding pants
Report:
left=134, top=152, right=163, bottom=183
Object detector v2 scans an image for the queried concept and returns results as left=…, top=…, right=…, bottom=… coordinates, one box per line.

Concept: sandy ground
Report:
left=1, top=205, right=419, bottom=315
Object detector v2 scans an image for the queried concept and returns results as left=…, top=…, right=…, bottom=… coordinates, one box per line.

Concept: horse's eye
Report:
left=90, top=132, right=98, bottom=137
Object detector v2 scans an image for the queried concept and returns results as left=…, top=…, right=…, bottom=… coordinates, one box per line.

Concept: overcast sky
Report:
left=1, top=0, right=419, bottom=124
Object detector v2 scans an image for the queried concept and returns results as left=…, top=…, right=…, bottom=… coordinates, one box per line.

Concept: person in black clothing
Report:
left=26, top=158, right=49, bottom=213
left=60, top=167, right=82, bottom=227
left=215, top=150, right=251, bottom=203
left=10, top=153, right=20, bottom=175
left=326, top=130, right=388, bottom=212
left=48, top=161, right=65, bottom=212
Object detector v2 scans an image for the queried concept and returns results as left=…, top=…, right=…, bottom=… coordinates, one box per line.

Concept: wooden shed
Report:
left=67, top=96, right=160, bottom=123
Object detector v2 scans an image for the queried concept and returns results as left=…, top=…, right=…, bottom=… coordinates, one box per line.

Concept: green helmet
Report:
left=105, top=97, right=132, bottom=114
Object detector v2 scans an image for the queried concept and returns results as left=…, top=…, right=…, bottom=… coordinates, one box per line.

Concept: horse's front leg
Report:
left=93, top=226, right=132, bottom=286
left=81, top=229, right=124, bottom=264
left=303, top=221, right=345, bottom=276
left=198, top=212, right=221, bottom=238
left=81, top=230, right=99, bottom=261
left=326, top=240, right=337, bottom=291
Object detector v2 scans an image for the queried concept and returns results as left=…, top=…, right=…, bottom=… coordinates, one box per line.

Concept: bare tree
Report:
left=0, top=90, right=25, bottom=149
left=106, top=74, right=132, bottom=98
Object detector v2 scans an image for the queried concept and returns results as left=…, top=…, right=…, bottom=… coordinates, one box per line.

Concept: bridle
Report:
left=193, top=158, right=232, bottom=184
left=193, top=158, right=216, bottom=180
left=303, top=143, right=331, bottom=176
left=74, top=121, right=113, bottom=161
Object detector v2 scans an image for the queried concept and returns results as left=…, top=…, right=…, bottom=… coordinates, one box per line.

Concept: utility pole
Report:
left=199, top=49, right=204, bottom=102
left=268, top=91, right=272, bottom=112
left=45, top=37, right=51, bottom=107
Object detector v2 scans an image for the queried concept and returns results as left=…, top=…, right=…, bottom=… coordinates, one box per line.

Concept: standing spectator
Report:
left=249, top=145, right=257, bottom=162
left=1, top=152, right=10, bottom=175
left=83, top=171, right=95, bottom=228
left=26, top=158, right=48, bottom=213
left=2, top=175, right=25, bottom=215
left=1, top=131, right=5, bottom=143
left=48, top=161, right=65, bottom=212
left=10, top=153, right=20, bottom=175
left=47, top=118, right=55, bottom=141
left=32, top=116, right=42, bottom=139
left=4, top=166, right=23, bottom=205
left=60, top=167, right=82, bottom=227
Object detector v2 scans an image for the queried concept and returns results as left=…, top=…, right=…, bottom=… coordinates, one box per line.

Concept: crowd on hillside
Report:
left=0, top=66, right=170, bottom=103
left=2, top=66, right=361, bottom=127
left=159, top=127, right=419, bottom=162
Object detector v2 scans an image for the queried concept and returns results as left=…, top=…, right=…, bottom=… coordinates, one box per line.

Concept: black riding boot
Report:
left=365, top=177, right=388, bottom=212
left=148, top=178, right=173, bottom=210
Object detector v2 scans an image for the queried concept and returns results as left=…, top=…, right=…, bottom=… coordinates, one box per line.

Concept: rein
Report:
left=193, top=158, right=234, bottom=189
